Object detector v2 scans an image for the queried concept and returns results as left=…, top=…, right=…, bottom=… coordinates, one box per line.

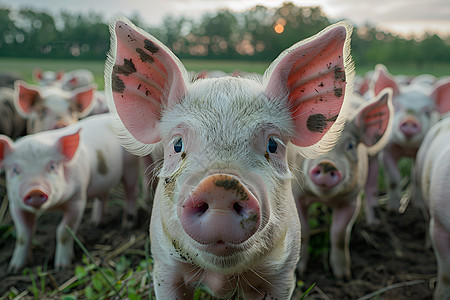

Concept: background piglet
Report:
left=105, top=18, right=354, bottom=299
left=289, top=89, right=393, bottom=279
left=33, top=69, right=95, bottom=91
left=0, top=87, right=27, bottom=139
left=366, top=64, right=450, bottom=215
left=0, top=114, right=139, bottom=273
left=414, top=117, right=450, bottom=300
left=14, top=80, right=104, bottom=133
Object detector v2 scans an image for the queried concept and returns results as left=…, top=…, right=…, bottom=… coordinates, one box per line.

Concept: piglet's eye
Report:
left=267, top=137, right=278, bottom=153
left=174, top=137, right=184, bottom=153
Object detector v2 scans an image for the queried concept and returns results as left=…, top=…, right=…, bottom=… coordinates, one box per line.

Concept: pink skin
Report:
left=365, top=65, right=450, bottom=218
left=179, top=174, right=260, bottom=254
left=414, top=118, right=450, bottom=299
left=0, top=114, right=139, bottom=273
left=14, top=80, right=97, bottom=134
left=106, top=18, right=353, bottom=299
left=309, top=161, right=343, bottom=189
left=292, top=90, right=393, bottom=279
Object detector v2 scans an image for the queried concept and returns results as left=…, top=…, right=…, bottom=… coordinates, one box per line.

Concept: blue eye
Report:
left=174, top=137, right=183, bottom=153
left=267, top=137, right=278, bottom=153
left=347, top=141, right=356, bottom=151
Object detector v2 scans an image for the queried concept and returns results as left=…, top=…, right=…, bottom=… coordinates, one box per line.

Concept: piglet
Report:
left=366, top=65, right=450, bottom=215
left=289, top=89, right=393, bottom=278
left=0, top=114, right=139, bottom=273
left=415, top=116, right=450, bottom=300
left=105, top=17, right=354, bottom=299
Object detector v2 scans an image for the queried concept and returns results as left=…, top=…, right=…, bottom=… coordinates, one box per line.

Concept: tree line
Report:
left=1, top=2, right=449, bottom=68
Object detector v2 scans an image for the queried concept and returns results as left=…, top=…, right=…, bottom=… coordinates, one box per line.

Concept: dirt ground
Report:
left=0, top=183, right=437, bottom=299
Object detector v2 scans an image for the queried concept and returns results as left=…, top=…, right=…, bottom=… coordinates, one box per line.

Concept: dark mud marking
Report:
left=240, top=212, right=259, bottom=231
left=96, top=150, right=108, bottom=175
left=307, top=114, right=338, bottom=133
left=111, top=58, right=136, bottom=93
left=114, top=58, right=136, bottom=76
left=215, top=177, right=249, bottom=201
left=136, top=48, right=154, bottom=63
left=112, top=74, right=125, bottom=93
left=334, top=87, right=343, bottom=98
left=321, top=163, right=338, bottom=173
left=181, top=152, right=186, bottom=160
left=318, top=82, right=324, bottom=87
left=334, top=66, right=346, bottom=82
left=144, top=39, right=159, bottom=53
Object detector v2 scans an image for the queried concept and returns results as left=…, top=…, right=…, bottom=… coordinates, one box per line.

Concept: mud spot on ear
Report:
left=136, top=48, right=154, bottom=63
left=114, top=58, right=136, bottom=76
left=112, top=73, right=125, bottom=93
left=334, top=66, right=346, bottom=82
left=96, top=150, right=108, bottom=175
left=307, top=114, right=327, bottom=133
left=144, top=39, right=159, bottom=53
left=334, top=87, right=343, bottom=98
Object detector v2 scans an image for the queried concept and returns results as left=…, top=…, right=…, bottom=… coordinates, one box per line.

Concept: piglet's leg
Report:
left=430, top=217, right=450, bottom=300
left=365, top=156, right=380, bottom=225
left=330, top=196, right=360, bottom=279
left=122, top=152, right=139, bottom=229
left=55, top=195, right=86, bottom=269
left=8, top=205, right=36, bottom=273
left=381, top=150, right=402, bottom=211
left=90, top=195, right=108, bottom=227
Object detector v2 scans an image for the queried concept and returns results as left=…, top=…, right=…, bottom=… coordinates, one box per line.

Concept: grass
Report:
left=1, top=57, right=448, bottom=91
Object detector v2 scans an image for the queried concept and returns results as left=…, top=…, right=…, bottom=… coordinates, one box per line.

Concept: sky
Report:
left=1, top=0, right=449, bottom=39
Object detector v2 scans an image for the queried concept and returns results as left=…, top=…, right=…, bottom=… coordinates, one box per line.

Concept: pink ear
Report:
left=431, top=78, right=450, bottom=114
left=108, top=19, right=187, bottom=145
left=33, top=69, right=43, bottom=82
left=72, top=85, right=96, bottom=117
left=56, top=71, right=64, bottom=81
left=14, top=81, right=41, bottom=116
left=57, top=129, right=81, bottom=161
left=354, top=88, right=393, bottom=149
left=0, top=135, right=14, bottom=166
left=265, top=22, right=353, bottom=148
left=373, top=64, right=400, bottom=97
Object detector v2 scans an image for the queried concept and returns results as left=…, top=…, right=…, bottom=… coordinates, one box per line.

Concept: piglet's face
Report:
left=14, top=81, right=96, bottom=133
left=0, top=131, right=80, bottom=213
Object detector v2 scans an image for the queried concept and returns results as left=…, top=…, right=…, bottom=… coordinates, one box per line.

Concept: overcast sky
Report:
left=1, top=0, right=449, bottom=38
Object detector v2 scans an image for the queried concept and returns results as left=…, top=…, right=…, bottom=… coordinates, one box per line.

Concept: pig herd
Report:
left=0, top=17, right=449, bottom=299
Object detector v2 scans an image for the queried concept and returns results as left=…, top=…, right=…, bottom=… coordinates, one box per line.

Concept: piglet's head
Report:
left=106, top=17, right=354, bottom=159
left=0, top=130, right=80, bottom=212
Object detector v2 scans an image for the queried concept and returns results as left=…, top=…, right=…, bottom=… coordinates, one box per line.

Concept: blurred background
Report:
left=0, top=0, right=449, bottom=87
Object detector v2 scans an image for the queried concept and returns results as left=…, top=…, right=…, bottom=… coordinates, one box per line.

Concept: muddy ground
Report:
left=0, top=184, right=437, bottom=299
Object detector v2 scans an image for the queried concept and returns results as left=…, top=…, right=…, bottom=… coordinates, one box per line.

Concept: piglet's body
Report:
left=415, top=117, right=450, bottom=300
left=106, top=17, right=354, bottom=299
left=0, top=114, right=139, bottom=273
left=290, top=89, right=393, bottom=278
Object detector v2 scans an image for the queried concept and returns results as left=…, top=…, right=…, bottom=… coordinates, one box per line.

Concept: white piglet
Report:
left=415, top=117, right=450, bottom=300
left=0, top=114, right=139, bottom=273
left=105, top=18, right=354, bottom=299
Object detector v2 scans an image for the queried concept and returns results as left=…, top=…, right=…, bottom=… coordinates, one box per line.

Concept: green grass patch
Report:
left=1, top=57, right=448, bottom=92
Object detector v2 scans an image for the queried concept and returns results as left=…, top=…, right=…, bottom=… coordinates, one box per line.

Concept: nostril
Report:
left=233, top=202, right=243, bottom=216
left=194, top=202, right=209, bottom=216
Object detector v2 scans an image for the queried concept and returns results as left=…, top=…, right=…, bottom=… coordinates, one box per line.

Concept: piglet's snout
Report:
left=23, top=189, right=49, bottom=208
left=400, top=117, right=421, bottom=138
left=310, top=161, right=342, bottom=189
left=180, top=174, right=260, bottom=246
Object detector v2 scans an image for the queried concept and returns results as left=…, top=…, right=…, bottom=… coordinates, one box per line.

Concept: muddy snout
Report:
left=179, top=174, right=261, bottom=247
left=309, top=160, right=342, bottom=189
